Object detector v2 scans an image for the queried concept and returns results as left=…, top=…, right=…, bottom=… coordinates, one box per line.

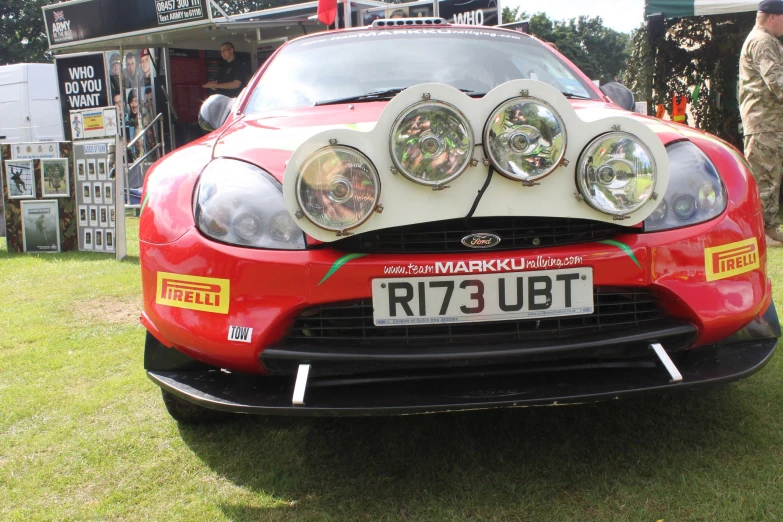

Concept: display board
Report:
left=1, top=143, right=77, bottom=253
left=72, top=138, right=125, bottom=257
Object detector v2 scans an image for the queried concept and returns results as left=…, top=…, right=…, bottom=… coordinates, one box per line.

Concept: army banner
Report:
left=43, top=0, right=210, bottom=48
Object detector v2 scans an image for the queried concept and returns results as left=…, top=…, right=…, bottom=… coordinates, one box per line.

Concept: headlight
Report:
left=576, top=132, right=656, bottom=216
left=644, top=141, right=726, bottom=231
left=296, top=145, right=381, bottom=232
left=484, top=98, right=566, bottom=182
left=390, top=100, right=474, bottom=186
left=195, top=158, right=305, bottom=249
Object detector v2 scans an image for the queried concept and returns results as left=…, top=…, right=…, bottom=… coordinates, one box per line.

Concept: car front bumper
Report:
left=146, top=300, right=779, bottom=416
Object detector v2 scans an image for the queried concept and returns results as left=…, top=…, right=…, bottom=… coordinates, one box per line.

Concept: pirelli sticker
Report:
left=156, top=272, right=230, bottom=314
left=705, top=238, right=759, bottom=282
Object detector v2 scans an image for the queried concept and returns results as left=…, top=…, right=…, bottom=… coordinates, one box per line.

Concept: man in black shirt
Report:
left=203, top=42, right=250, bottom=98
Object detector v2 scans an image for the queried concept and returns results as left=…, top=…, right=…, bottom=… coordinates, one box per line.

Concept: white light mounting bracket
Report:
left=283, top=80, right=670, bottom=243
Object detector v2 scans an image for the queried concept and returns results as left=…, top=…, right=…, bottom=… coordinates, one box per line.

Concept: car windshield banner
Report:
left=43, top=0, right=210, bottom=47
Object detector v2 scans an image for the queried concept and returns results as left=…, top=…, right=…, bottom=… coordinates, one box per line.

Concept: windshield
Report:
left=245, top=28, right=598, bottom=113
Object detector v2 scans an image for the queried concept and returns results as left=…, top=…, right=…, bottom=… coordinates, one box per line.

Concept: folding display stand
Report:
left=70, top=106, right=127, bottom=260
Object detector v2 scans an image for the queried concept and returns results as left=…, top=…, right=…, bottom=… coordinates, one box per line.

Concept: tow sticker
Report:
left=228, top=326, right=253, bottom=343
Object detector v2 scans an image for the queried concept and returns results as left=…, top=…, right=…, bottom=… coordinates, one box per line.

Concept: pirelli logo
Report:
left=705, top=238, right=759, bottom=282
left=156, top=272, right=230, bottom=314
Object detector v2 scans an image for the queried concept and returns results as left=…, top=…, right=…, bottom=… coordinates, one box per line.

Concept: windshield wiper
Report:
left=315, top=87, right=486, bottom=106
left=561, top=91, right=592, bottom=100
left=315, top=88, right=408, bottom=106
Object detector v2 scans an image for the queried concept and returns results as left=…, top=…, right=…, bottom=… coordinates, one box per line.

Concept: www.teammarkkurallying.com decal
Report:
left=382, top=255, right=585, bottom=276
left=318, top=240, right=641, bottom=286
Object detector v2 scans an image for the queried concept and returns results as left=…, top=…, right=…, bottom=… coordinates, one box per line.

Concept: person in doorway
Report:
left=740, top=0, right=783, bottom=246
left=202, top=42, right=250, bottom=98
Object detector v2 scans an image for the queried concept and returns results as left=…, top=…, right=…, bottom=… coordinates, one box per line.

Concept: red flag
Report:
left=318, top=0, right=337, bottom=26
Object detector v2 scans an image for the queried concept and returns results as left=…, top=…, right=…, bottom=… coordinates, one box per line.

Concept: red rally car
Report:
left=140, top=19, right=780, bottom=422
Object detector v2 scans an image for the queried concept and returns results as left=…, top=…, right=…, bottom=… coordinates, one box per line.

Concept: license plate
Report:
left=372, top=268, right=593, bottom=326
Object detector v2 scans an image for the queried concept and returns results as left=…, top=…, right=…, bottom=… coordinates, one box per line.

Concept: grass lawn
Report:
left=2, top=217, right=783, bottom=521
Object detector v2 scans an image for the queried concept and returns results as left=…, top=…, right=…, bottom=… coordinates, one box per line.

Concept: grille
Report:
left=330, top=217, right=626, bottom=253
left=287, top=287, right=665, bottom=346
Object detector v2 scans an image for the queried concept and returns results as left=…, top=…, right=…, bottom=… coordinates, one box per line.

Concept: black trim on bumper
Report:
left=146, top=302, right=779, bottom=416
left=261, top=321, right=697, bottom=377
left=148, top=338, right=777, bottom=416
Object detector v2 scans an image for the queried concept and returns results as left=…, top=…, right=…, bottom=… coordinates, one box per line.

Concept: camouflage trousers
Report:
left=745, top=133, right=783, bottom=229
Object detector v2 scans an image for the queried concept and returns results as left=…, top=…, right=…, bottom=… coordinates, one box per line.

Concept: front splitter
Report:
left=148, top=336, right=777, bottom=417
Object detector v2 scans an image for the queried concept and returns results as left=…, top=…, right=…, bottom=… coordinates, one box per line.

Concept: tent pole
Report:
left=162, top=47, right=176, bottom=152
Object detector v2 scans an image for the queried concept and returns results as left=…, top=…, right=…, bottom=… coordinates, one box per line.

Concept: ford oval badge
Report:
left=462, top=233, right=501, bottom=249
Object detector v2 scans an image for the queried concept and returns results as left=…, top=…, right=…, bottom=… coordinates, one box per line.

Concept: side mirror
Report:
left=600, top=82, right=636, bottom=112
left=198, top=94, right=234, bottom=132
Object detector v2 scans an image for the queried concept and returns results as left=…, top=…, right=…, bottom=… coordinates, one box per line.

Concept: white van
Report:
left=0, top=64, right=65, bottom=143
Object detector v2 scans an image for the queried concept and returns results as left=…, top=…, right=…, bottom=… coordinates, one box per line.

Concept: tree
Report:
left=502, top=10, right=631, bottom=85
left=625, top=13, right=754, bottom=148
left=0, top=0, right=53, bottom=65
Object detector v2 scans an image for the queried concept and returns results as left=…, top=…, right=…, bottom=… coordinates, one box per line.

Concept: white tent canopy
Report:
left=645, top=0, right=757, bottom=18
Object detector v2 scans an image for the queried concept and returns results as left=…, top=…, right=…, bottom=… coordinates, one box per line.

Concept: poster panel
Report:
left=56, top=53, right=110, bottom=116
left=1, top=143, right=78, bottom=252
left=21, top=200, right=61, bottom=253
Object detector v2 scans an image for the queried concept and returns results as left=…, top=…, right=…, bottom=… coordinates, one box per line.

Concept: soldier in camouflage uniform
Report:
left=740, top=0, right=783, bottom=246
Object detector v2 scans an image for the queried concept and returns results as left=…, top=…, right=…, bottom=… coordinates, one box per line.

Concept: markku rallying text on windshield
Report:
left=383, top=256, right=584, bottom=276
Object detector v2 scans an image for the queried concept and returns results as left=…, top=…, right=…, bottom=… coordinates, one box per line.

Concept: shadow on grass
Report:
left=178, top=385, right=763, bottom=519
left=0, top=249, right=139, bottom=265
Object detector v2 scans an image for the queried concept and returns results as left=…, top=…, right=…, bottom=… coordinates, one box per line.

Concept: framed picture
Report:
left=98, top=159, right=107, bottom=180
left=95, top=229, right=104, bottom=251
left=105, top=229, right=115, bottom=253
left=83, top=227, right=93, bottom=250
left=82, top=183, right=92, bottom=204
left=99, top=206, right=108, bottom=227
left=93, top=182, right=103, bottom=204
left=104, top=182, right=113, bottom=203
left=78, top=205, right=88, bottom=226
left=21, top=200, right=60, bottom=252
left=77, top=160, right=86, bottom=181
left=87, top=159, right=97, bottom=180
left=41, top=158, right=70, bottom=198
left=109, top=207, right=116, bottom=227
left=89, top=205, right=98, bottom=226
left=5, top=160, right=35, bottom=199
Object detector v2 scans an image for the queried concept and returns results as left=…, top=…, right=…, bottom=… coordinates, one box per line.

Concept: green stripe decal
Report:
left=140, top=192, right=150, bottom=215
left=318, top=253, right=368, bottom=286
left=598, top=239, right=641, bottom=269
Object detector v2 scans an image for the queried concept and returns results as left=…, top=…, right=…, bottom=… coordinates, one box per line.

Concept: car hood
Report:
left=213, top=100, right=694, bottom=183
